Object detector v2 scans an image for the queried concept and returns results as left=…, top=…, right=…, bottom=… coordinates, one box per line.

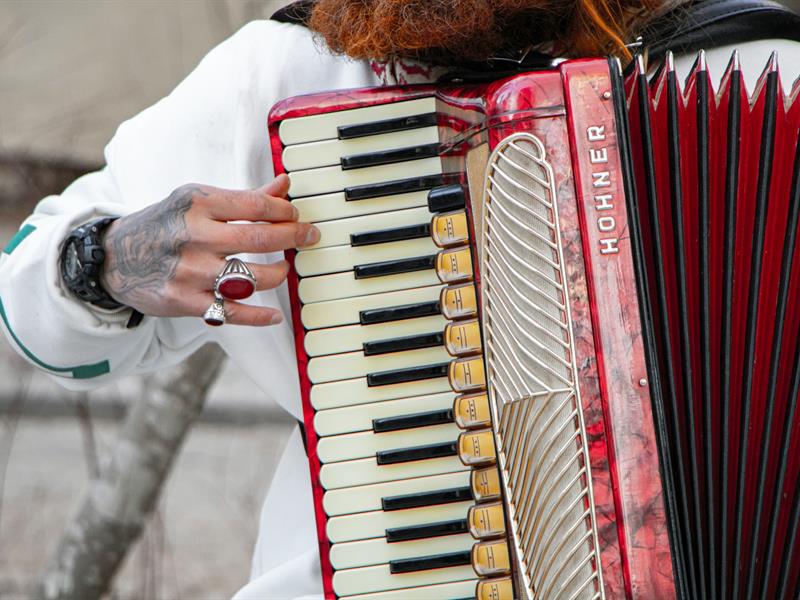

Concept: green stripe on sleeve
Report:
left=3, top=224, right=37, bottom=255
left=0, top=297, right=110, bottom=379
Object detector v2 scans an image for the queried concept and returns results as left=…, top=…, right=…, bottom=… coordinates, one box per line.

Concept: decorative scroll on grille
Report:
left=480, top=133, right=603, bottom=599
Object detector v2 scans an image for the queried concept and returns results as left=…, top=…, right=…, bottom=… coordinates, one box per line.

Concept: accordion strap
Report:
left=645, top=0, right=800, bottom=57
left=270, top=0, right=314, bottom=26
left=270, top=0, right=800, bottom=58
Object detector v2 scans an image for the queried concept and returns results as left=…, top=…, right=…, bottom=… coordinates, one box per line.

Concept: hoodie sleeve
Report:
left=0, top=20, right=345, bottom=391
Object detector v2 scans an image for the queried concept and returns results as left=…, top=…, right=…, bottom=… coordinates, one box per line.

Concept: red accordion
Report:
left=268, top=53, right=800, bottom=599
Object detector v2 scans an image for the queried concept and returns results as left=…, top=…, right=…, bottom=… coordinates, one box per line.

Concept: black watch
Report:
left=60, top=217, right=124, bottom=310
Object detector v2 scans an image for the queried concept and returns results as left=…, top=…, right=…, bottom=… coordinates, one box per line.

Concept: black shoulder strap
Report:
left=271, top=1, right=800, bottom=54
left=645, top=0, right=800, bottom=58
left=270, top=0, right=315, bottom=27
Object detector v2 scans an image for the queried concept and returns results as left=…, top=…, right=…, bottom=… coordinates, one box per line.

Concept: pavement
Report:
left=0, top=415, right=295, bottom=600
left=0, top=222, right=297, bottom=599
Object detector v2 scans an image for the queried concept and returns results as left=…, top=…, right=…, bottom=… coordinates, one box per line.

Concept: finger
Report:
left=200, top=186, right=298, bottom=223
left=204, top=221, right=320, bottom=255
left=192, top=258, right=290, bottom=292
left=260, top=173, right=290, bottom=199
left=193, top=293, right=284, bottom=327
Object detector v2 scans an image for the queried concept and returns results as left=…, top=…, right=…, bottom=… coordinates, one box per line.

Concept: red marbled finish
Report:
left=268, top=60, right=675, bottom=599
left=562, top=60, right=675, bottom=598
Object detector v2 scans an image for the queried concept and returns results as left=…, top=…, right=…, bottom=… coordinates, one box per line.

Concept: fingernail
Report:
left=303, top=226, right=320, bottom=246
left=292, top=204, right=300, bottom=220
left=271, top=313, right=284, bottom=325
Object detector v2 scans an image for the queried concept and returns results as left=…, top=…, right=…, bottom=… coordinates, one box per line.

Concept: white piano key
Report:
left=319, top=455, right=467, bottom=490
left=294, top=190, right=429, bottom=224
left=301, top=285, right=442, bottom=330
left=339, top=579, right=477, bottom=600
left=295, top=237, right=438, bottom=277
left=279, top=97, right=437, bottom=145
left=289, top=157, right=442, bottom=199
left=323, top=471, right=471, bottom=516
left=333, top=563, right=475, bottom=597
left=305, top=315, right=446, bottom=357
left=330, top=533, right=474, bottom=570
left=298, top=269, right=440, bottom=304
left=327, top=501, right=472, bottom=543
left=314, top=392, right=454, bottom=436
left=307, top=206, right=432, bottom=249
left=308, top=346, right=450, bottom=384
left=317, top=423, right=461, bottom=464
left=283, top=126, right=439, bottom=171
left=311, top=376, right=450, bottom=411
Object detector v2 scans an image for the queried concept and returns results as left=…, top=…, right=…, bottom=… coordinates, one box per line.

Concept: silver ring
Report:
left=203, top=296, right=226, bottom=326
left=215, top=258, right=257, bottom=300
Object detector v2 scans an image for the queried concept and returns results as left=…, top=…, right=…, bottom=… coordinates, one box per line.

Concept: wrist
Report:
left=98, top=218, right=123, bottom=303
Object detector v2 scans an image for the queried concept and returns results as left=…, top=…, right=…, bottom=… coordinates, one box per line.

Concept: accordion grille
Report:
left=481, top=133, right=603, bottom=599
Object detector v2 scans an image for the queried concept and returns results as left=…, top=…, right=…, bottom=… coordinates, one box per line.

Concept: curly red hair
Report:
left=308, top=0, right=669, bottom=64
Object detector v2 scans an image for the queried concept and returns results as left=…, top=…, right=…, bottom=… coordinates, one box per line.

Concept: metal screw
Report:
left=603, top=91, right=612, bottom=100
left=639, top=378, right=648, bottom=386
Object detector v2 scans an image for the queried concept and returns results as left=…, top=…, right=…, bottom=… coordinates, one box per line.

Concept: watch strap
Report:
left=61, top=217, right=124, bottom=310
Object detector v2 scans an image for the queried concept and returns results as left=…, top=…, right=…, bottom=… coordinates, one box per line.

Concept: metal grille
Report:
left=480, top=133, right=603, bottom=599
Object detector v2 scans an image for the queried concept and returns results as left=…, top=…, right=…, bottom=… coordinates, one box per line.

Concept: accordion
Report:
left=268, top=52, right=800, bottom=599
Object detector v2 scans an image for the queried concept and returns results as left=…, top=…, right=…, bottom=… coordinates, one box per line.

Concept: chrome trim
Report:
left=481, top=133, right=603, bottom=599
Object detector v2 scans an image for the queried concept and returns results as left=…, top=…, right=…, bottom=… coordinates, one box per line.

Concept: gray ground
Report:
left=1, top=5, right=292, bottom=593
left=0, top=414, right=294, bottom=600
left=0, top=219, right=295, bottom=599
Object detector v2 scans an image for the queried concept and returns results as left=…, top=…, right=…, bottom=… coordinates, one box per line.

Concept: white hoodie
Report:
left=1, top=18, right=799, bottom=599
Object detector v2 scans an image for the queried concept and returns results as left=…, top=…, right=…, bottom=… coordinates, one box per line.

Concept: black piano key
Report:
left=350, top=223, right=431, bottom=247
left=427, top=184, right=466, bottom=213
left=382, top=486, right=473, bottom=511
left=373, top=408, right=454, bottom=433
left=341, top=143, right=440, bottom=171
left=367, top=362, right=449, bottom=387
left=386, top=519, right=468, bottom=543
left=389, top=550, right=472, bottom=574
left=354, top=254, right=436, bottom=279
left=337, top=112, right=437, bottom=140
left=345, top=174, right=446, bottom=202
left=363, top=331, right=443, bottom=356
left=376, top=441, right=458, bottom=465
left=359, top=301, right=441, bottom=325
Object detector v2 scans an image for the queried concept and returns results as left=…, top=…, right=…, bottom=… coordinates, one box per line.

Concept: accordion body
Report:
left=268, top=54, right=800, bottom=599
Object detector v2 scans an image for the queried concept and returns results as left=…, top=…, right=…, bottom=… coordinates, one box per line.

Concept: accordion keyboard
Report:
left=278, top=100, right=514, bottom=599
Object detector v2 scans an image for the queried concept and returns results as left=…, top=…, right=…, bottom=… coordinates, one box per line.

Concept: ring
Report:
left=215, top=258, right=257, bottom=300
left=203, top=296, right=226, bottom=326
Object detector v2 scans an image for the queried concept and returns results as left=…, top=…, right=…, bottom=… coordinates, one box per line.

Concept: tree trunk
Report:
left=37, top=343, right=227, bottom=600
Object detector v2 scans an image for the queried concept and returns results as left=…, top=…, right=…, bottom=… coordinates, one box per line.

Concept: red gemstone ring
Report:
left=215, top=258, right=257, bottom=300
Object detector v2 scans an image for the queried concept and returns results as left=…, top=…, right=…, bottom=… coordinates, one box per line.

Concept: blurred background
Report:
left=0, top=2, right=291, bottom=599
left=2, top=1, right=800, bottom=599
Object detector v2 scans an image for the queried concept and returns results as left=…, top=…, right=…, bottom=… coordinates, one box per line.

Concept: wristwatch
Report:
left=60, top=217, right=124, bottom=310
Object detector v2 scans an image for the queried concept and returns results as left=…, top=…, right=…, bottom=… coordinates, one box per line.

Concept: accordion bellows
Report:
left=268, top=51, right=800, bottom=599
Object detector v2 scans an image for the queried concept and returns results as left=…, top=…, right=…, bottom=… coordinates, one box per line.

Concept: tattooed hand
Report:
left=100, top=175, right=317, bottom=326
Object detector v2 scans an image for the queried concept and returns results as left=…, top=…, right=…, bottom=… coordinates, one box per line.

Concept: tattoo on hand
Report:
left=102, top=186, right=203, bottom=309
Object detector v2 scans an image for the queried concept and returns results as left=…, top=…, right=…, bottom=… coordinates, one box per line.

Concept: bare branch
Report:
left=37, top=343, right=227, bottom=600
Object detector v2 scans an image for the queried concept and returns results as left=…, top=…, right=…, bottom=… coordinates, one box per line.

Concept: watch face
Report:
left=63, top=242, right=82, bottom=280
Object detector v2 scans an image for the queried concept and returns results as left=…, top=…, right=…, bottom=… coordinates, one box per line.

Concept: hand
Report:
left=100, top=175, right=317, bottom=326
